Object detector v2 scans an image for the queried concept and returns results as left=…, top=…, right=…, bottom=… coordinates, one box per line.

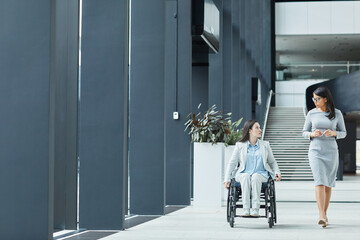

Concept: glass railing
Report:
left=276, top=61, right=360, bottom=81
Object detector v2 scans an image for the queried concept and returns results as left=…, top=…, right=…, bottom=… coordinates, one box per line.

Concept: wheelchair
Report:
left=226, top=176, right=277, bottom=228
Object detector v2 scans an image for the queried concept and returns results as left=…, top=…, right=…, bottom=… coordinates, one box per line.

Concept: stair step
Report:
left=282, top=178, right=313, bottom=181
left=277, top=162, right=310, bottom=164
left=278, top=164, right=310, bottom=166
left=281, top=174, right=313, bottom=177
left=264, top=107, right=313, bottom=181
left=281, top=171, right=312, bottom=174
left=276, top=156, right=309, bottom=158
left=270, top=146, right=309, bottom=148
left=280, top=169, right=311, bottom=171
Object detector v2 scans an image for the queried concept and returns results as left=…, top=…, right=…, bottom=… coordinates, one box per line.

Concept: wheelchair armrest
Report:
left=230, top=178, right=236, bottom=187
left=267, top=176, right=275, bottom=185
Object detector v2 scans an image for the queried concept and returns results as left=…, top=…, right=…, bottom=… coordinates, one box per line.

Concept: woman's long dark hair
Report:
left=239, top=119, right=258, bottom=142
left=313, top=86, right=335, bottom=119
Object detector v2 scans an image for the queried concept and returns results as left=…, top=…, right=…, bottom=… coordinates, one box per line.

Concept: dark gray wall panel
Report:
left=130, top=0, right=166, bottom=215
left=305, top=70, right=360, bottom=114
left=239, top=0, right=252, bottom=121
left=79, top=0, right=128, bottom=229
left=52, top=0, right=79, bottom=230
left=192, top=67, right=209, bottom=112
left=231, top=0, right=241, bottom=122
left=338, top=121, right=357, bottom=173
left=190, top=66, right=208, bottom=198
left=222, top=0, right=232, bottom=115
left=239, top=0, right=273, bottom=124
left=208, top=0, right=273, bottom=125
left=255, top=0, right=274, bottom=126
left=208, top=1, right=223, bottom=109
left=165, top=0, right=192, bottom=205
left=0, top=0, right=52, bottom=239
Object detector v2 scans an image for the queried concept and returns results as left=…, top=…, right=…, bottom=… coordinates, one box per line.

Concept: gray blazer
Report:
left=224, top=139, right=281, bottom=182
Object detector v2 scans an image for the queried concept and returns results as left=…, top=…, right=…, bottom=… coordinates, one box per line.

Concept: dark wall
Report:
left=0, top=0, right=53, bottom=239
left=208, top=0, right=274, bottom=126
left=208, top=1, right=224, bottom=110
left=338, top=121, right=357, bottom=173
left=52, top=0, right=79, bottom=230
left=231, top=0, right=241, bottom=121
left=165, top=0, right=192, bottom=205
left=305, top=70, right=360, bottom=113
left=79, top=0, right=128, bottom=229
left=129, top=0, right=166, bottom=215
left=192, top=67, right=209, bottom=113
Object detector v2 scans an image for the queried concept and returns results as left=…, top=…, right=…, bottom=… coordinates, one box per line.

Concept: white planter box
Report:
left=222, top=145, right=235, bottom=205
left=193, top=142, right=224, bottom=207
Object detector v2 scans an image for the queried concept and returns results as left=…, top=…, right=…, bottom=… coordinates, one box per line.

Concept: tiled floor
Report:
left=102, top=175, right=360, bottom=240
left=57, top=175, right=360, bottom=240
left=103, top=202, right=360, bottom=240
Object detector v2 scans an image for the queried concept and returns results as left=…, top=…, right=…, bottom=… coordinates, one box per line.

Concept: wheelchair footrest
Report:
left=234, top=204, right=267, bottom=209
left=236, top=215, right=267, bottom=218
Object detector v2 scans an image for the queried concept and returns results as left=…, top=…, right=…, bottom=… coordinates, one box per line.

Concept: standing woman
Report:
left=303, top=86, right=347, bottom=227
left=224, top=120, right=281, bottom=217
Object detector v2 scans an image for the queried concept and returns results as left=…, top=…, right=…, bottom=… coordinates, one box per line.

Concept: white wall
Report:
left=275, top=80, right=327, bottom=107
left=276, top=1, right=360, bottom=35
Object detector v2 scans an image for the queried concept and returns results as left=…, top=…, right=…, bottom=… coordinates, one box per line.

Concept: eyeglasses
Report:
left=312, top=97, right=322, bottom=103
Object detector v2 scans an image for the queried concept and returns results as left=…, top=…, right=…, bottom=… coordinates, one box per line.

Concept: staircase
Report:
left=263, top=107, right=313, bottom=180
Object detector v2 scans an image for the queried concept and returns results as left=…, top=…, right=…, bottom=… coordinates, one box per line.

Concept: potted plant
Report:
left=184, top=104, right=231, bottom=144
left=185, top=104, right=243, bottom=206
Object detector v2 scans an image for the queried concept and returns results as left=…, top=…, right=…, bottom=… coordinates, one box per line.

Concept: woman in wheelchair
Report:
left=224, top=119, right=281, bottom=217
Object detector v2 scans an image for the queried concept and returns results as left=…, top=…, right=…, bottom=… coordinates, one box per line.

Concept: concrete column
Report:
left=52, top=0, right=79, bottom=230
left=165, top=0, right=192, bottom=205
left=0, top=0, right=53, bottom=239
left=79, top=0, right=129, bottom=229
left=129, top=0, right=166, bottom=215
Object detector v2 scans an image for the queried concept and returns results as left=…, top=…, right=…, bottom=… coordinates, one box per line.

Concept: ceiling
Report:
left=276, top=34, right=360, bottom=64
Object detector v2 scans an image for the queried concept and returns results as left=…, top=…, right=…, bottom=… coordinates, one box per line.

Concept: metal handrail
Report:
left=303, top=105, right=308, bottom=117
left=261, top=89, right=274, bottom=141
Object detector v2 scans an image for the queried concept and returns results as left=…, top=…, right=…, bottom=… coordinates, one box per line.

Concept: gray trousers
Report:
left=235, top=173, right=268, bottom=209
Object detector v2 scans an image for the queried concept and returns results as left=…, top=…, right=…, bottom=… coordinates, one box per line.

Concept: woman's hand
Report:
left=323, top=129, right=336, bottom=137
left=224, top=182, right=230, bottom=189
left=275, top=174, right=281, bottom=181
left=310, top=129, right=323, bottom=138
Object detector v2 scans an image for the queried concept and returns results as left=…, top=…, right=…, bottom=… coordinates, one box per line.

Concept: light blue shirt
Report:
left=241, top=140, right=269, bottom=178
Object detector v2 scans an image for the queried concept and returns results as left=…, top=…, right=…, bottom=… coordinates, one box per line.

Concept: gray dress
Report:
left=302, top=108, right=347, bottom=187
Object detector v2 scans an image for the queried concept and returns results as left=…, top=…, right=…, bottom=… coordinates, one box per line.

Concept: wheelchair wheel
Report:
left=226, top=188, right=231, bottom=222
left=273, top=184, right=277, bottom=223
left=264, top=187, right=269, bottom=219
left=268, top=181, right=276, bottom=228
left=268, top=215, right=273, bottom=228
left=229, top=207, right=235, bottom=228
